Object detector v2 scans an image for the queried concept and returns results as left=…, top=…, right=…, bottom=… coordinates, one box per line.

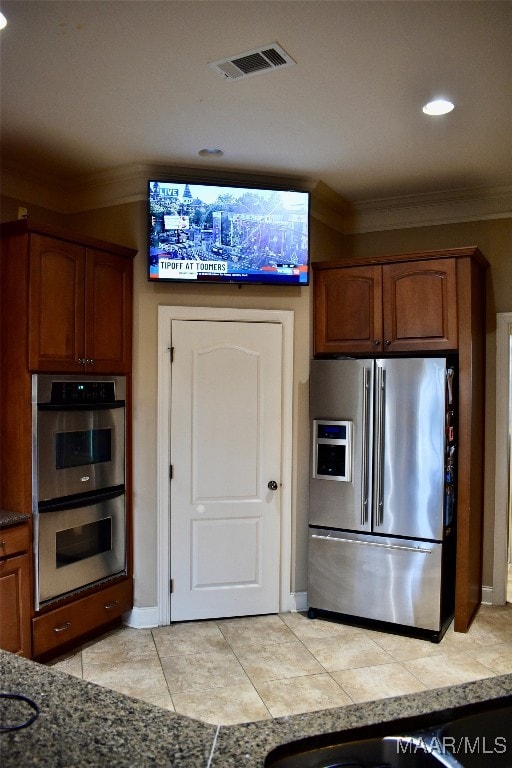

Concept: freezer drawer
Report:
left=308, top=528, right=443, bottom=631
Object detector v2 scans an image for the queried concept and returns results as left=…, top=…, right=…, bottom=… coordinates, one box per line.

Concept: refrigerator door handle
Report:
left=374, top=365, right=385, bottom=527
left=311, top=534, right=433, bottom=554
left=361, top=366, right=370, bottom=525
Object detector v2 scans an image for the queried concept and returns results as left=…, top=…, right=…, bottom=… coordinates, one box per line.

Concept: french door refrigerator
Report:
left=308, top=357, right=456, bottom=641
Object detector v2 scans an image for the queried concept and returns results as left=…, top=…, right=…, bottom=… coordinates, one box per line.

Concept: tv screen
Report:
left=148, top=179, right=310, bottom=285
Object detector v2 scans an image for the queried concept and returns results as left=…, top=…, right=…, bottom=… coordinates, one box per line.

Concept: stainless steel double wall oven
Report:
left=33, top=375, right=127, bottom=609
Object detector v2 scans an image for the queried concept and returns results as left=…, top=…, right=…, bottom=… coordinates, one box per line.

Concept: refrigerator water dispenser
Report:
left=312, top=419, right=352, bottom=482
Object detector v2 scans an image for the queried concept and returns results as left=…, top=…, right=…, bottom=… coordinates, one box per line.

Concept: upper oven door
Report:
left=37, top=404, right=125, bottom=502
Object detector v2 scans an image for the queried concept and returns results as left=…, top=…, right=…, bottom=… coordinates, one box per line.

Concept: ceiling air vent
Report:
left=209, top=43, right=296, bottom=81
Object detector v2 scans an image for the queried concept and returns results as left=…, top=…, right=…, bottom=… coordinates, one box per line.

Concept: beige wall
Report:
left=2, top=193, right=510, bottom=603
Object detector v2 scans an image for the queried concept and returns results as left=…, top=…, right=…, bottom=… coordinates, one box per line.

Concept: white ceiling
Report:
left=1, top=0, right=511, bottom=207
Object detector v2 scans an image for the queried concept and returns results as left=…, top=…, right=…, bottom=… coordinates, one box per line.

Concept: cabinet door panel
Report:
left=85, top=250, right=133, bottom=373
left=0, top=552, right=32, bottom=657
left=29, top=234, right=85, bottom=371
left=314, top=266, right=383, bottom=354
left=383, top=259, right=458, bottom=351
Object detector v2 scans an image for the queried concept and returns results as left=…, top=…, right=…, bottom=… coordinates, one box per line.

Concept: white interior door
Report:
left=170, top=320, right=282, bottom=621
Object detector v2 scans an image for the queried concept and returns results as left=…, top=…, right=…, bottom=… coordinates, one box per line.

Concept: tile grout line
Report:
left=352, top=631, right=437, bottom=695
left=217, top=615, right=335, bottom=720
left=150, top=627, right=177, bottom=712
left=282, top=615, right=359, bottom=707
left=214, top=618, right=282, bottom=720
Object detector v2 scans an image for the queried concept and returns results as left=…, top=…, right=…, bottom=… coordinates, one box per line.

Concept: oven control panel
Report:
left=50, top=381, right=117, bottom=404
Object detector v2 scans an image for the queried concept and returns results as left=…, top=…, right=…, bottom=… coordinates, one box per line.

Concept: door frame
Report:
left=493, top=312, right=512, bottom=604
left=156, top=305, right=294, bottom=625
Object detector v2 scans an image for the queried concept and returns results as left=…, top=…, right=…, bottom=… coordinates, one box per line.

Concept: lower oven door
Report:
left=36, top=488, right=126, bottom=608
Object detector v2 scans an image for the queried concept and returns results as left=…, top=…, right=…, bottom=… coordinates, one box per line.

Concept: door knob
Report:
left=267, top=480, right=278, bottom=491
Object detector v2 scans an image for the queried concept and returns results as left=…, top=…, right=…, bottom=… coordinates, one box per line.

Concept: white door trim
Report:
left=493, top=312, right=512, bottom=604
left=157, top=305, right=294, bottom=625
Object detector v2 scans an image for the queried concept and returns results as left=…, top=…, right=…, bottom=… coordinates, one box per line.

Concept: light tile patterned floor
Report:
left=48, top=600, right=512, bottom=726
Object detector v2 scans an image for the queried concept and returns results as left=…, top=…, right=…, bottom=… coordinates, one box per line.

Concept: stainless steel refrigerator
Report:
left=308, top=357, right=456, bottom=641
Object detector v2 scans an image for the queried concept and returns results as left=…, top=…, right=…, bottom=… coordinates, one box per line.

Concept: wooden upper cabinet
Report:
left=24, top=229, right=134, bottom=373
left=382, top=258, right=458, bottom=352
left=314, top=265, right=383, bottom=355
left=29, top=234, right=86, bottom=372
left=85, top=249, right=133, bottom=374
left=313, top=253, right=458, bottom=355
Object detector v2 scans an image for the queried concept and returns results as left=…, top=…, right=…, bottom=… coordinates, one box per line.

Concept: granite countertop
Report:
left=0, top=510, right=31, bottom=529
left=1, top=650, right=511, bottom=767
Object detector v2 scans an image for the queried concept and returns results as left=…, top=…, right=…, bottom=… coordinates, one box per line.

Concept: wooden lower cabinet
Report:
left=0, top=524, right=32, bottom=658
left=0, top=555, right=32, bottom=657
left=32, top=578, right=133, bottom=658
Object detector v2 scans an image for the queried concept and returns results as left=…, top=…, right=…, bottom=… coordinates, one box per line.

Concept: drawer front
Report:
left=0, top=524, right=30, bottom=559
left=308, top=528, right=443, bottom=631
left=32, top=578, right=133, bottom=657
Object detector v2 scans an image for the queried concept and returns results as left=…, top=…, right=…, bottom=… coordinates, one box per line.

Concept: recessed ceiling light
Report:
left=198, top=148, right=224, bottom=157
left=422, top=99, right=455, bottom=116
left=0, top=12, right=7, bottom=30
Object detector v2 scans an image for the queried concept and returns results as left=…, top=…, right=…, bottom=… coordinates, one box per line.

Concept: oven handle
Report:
left=38, top=485, right=125, bottom=513
left=37, top=401, right=125, bottom=411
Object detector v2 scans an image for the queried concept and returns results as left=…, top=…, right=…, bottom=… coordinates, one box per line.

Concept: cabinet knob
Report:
left=86, top=358, right=94, bottom=365
left=374, top=340, right=381, bottom=346
left=77, top=357, right=86, bottom=365
left=385, top=339, right=391, bottom=346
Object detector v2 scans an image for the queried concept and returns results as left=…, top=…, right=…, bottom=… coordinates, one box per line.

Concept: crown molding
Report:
left=0, top=161, right=350, bottom=231
left=69, top=164, right=348, bottom=226
left=308, top=180, right=349, bottom=233
left=347, top=185, right=512, bottom=233
left=1, top=162, right=510, bottom=232
left=0, top=166, right=73, bottom=214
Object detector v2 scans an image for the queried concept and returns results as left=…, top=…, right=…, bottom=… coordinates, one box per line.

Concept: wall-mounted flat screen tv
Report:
left=148, top=179, right=310, bottom=285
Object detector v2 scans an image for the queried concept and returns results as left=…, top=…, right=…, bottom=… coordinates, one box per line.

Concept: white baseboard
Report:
left=123, top=605, right=160, bottom=629
left=481, top=585, right=494, bottom=605
left=288, top=591, right=308, bottom=612
left=124, top=595, right=308, bottom=629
